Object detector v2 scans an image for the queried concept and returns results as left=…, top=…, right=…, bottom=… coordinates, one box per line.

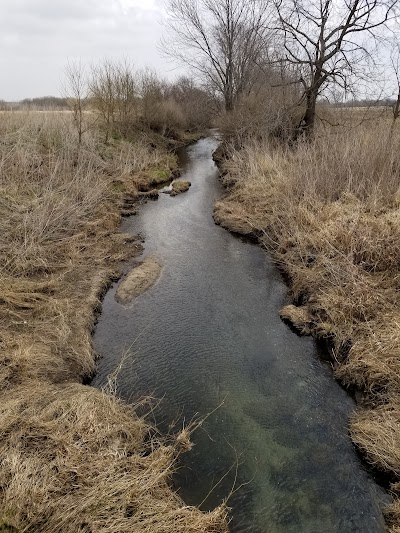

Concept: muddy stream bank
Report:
left=93, top=135, right=388, bottom=532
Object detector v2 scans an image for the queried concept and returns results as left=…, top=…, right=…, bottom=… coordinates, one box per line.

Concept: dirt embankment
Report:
left=0, top=113, right=228, bottom=532
left=212, top=128, right=400, bottom=531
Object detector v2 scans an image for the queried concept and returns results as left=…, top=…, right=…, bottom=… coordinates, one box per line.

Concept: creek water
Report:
left=93, top=136, right=388, bottom=532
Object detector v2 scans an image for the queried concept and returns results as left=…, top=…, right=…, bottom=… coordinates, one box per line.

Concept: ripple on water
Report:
left=93, top=136, right=389, bottom=533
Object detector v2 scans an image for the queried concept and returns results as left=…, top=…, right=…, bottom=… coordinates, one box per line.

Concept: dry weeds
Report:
left=0, top=111, right=228, bottom=532
left=165, top=180, right=192, bottom=196
left=214, top=117, right=400, bottom=530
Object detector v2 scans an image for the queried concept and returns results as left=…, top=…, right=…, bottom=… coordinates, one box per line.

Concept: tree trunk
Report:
left=294, top=88, right=318, bottom=141
left=225, top=98, right=234, bottom=112
left=390, top=87, right=400, bottom=137
left=302, top=89, right=318, bottom=137
left=224, top=85, right=234, bottom=112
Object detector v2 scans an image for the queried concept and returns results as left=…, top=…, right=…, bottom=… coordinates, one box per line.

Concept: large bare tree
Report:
left=274, top=0, right=397, bottom=138
left=163, top=0, right=271, bottom=112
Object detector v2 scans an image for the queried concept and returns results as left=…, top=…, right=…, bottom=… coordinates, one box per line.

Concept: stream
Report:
left=93, top=135, right=388, bottom=533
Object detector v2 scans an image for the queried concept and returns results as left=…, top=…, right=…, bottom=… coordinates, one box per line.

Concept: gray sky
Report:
left=0, top=0, right=182, bottom=101
left=0, top=0, right=395, bottom=101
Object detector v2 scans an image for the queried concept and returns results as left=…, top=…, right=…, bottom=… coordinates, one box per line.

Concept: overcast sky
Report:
left=0, top=0, right=396, bottom=102
left=0, top=0, right=183, bottom=101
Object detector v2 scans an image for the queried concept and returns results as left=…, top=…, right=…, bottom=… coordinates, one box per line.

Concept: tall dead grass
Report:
left=214, top=117, right=400, bottom=530
left=0, top=111, right=228, bottom=532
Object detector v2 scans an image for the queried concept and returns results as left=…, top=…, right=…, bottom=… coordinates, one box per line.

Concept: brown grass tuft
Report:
left=169, top=180, right=191, bottom=196
left=0, top=383, right=228, bottom=532
left=116, top=256, right=162, bottom=305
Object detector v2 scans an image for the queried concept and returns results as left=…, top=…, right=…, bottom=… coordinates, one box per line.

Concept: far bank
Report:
left=213, top=119, right=400, bottom=531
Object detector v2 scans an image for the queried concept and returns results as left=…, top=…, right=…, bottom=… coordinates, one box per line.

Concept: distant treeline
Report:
left=0, top=94, right=396, bottom=112
left=0, top=96, right=69, bottom=110
left=331, top=98, right=397, bottom=108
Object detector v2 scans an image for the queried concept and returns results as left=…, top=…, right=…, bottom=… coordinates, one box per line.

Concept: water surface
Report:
left=93, top=136, right=388, bottom=532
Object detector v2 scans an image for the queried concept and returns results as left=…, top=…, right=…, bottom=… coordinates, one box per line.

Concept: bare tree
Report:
left=89, top=60, right=139, bottom=142
left=113, top=60, right=138, bottom=128
left=274, top=0, right=397, bottom=138
left=64, top=61, right=88, bottom=145
left=389, top=39, right=400, bottom=132
left=163, top=0, right=271, bottom=112
left=89, top=60, right=117, bottom=143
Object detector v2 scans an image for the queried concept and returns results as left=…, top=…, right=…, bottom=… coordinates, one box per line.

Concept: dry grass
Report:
left=170, top=180, right=191, bottom=196
left=0, top=383, right=227, bottom=532
left=214, top=115, right=400, bottom=530
left=116, top=256, right=162, bottom=305
left=0, top=111, right=228, bottom=532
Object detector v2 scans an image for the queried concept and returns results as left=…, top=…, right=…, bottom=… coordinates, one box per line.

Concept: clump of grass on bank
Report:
left=0, top=383, right=227, bottom=532
left=116, top=256, right=162, bottom=305
left=170, top=180, right=191, bottom=196
left=214, top=117, right=400, bottom=530
left=0, top=111, right=228, bottom=532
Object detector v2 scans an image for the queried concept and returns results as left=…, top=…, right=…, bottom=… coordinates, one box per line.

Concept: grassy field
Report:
left=214, top=110, right=400, bottom=531
left=0, top=111, right=228, bottom=532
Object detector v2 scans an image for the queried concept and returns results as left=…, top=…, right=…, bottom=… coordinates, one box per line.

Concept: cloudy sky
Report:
left=0, top=0, right=182, bottom=101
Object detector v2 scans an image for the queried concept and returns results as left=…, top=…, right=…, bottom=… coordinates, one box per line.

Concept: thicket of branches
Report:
left=7, top=0, right=400, bottom=144
left=163, top=0, right=400, bottom=141
left=64, top=60, right=213, bottom=144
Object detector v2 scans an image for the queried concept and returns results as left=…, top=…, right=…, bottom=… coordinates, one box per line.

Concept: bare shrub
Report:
left=88, top=63, right=204, bottom=141
left=215, top=63, right=302, bottom=144
left=89, top=59, right=139, bottom=142
left=64, top=61, right=90, bottom=145
left=138, top=69, right=189, bottom=137
left=167, top=76, right=213, bottom=131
